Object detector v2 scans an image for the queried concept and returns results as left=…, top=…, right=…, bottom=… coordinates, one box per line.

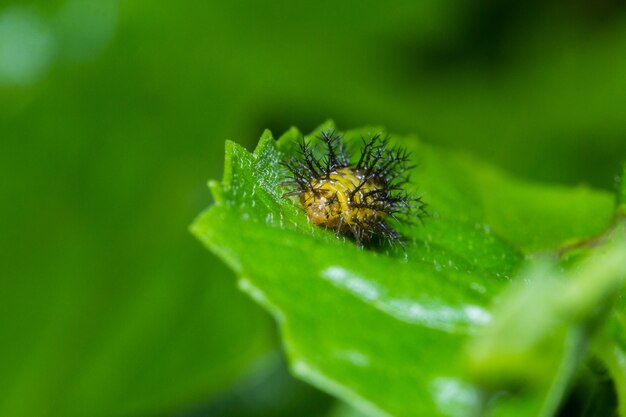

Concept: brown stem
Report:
left=555, top=211, right=626, bottom=259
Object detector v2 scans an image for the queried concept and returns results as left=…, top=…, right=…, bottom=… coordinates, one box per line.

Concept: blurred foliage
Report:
left=179, top=352, right=334, bottom=417
left=1, top=0, right=626, bottom=416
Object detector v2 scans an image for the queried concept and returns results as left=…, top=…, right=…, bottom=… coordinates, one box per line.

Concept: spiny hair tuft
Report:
left=281, top=129, right=426, bottom=248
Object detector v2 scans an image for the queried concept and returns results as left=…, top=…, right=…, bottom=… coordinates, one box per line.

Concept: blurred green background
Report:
left=1, top=1, right=625, bottom=416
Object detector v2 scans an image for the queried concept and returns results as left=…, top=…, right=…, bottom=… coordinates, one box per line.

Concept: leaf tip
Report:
left=207, top=179, right=223, bottom=202
left=254, top=129, right=275, bottom=154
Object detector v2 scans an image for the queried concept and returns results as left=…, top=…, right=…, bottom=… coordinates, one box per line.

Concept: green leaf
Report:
left=592, top=231, right=626, bottom=417
left=466, top=235, right=626, bottom=417
left=329, top=402, right=374, bottom=417
left=191, top=123, right=615, bottom=417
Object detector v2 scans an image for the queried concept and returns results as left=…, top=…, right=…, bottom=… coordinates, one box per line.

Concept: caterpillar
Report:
left=281, top=129, right=426, bottom=248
